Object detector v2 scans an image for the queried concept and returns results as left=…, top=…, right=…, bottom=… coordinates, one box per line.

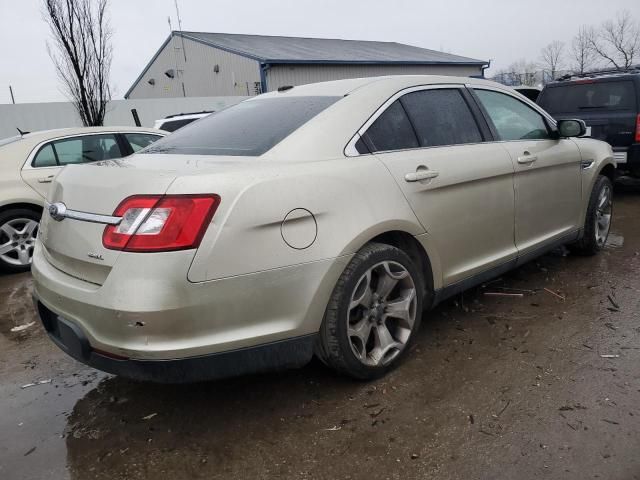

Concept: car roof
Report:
left=258, top=75, right=499, bottom=99
left=15, top=126, right=164, bottom=142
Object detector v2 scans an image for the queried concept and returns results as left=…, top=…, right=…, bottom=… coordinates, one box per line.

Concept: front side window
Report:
left=475, top=89, right=551, bottom=141
left=124, top=133, right=162, bottom=152
left=400, top=89, right=483, bottom=147
left=143, top=96, right=341, bottom=156
left=362, top=100, right=419, bottom=153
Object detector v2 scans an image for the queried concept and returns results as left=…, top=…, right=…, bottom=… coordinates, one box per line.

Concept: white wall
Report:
left=126, top=35, right=262, bottom=99
left=0, top=96, right=248, bottom=139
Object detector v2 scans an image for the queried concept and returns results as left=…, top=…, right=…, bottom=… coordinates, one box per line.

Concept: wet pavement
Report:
left=1, top=189, right=639, bottom=480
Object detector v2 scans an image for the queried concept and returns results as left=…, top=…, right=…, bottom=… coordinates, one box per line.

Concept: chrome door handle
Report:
left=37, top=176, right=54, bottom=183
left=405, top=170, right=439, bottom=183
left=517, top=153, right=538, bottom=164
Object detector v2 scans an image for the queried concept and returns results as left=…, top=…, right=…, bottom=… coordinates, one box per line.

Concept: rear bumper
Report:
left=35, top=299, right=316, bottom=383
left=32, top=240, right=350, bottom=369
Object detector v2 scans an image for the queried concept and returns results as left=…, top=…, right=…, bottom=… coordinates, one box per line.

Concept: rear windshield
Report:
left=538, top=80, right=637, bottom=113
left=142, top=96, right=340, bottom=157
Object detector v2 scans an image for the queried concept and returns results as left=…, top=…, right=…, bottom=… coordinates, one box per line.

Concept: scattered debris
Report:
left=544, top=288, right=565, bottom=301
left=600, top=354, right=620, bottom=359
left=21, top=379, right=52, bottom=389
left=607, top=295, right=620, bottom=310
left=142, top=413, right=158, bottom=421
left=10, top=322, right=35, bottom=333
left=370, top=408, right=386, bottom=418
left=497, top=400, right=511, bottom=417
left=602, top=419, right=619, bottom=425
left=484, top=292, right=524, bottom=298
left=324, top=425, right=341, bottom=431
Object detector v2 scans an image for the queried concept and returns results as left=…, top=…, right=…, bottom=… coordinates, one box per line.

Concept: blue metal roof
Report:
left=181, top=31, right=487, bottom=65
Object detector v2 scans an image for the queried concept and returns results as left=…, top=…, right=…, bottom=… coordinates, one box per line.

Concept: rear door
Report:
left=473, top=87, right=582, bottom=254
left=21, top=133, right=123, bottom=199
left=538, top=79, right=638, bottom=163
left=359, top=85, right=517, bottom=286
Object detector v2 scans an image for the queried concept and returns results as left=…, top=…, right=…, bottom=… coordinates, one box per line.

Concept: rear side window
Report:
left=144, top=96, right=341, bottom=156
left=33, top=144, right=57, bottom=167
left=362, top=100, right=419, bottom=153
left=124, top=133, right=162, bottom=152
left=400, top=89, right=483, bottom=147
left=538, top=81, right=637, bottom=114
left=475, top=90, right=551, bottom=141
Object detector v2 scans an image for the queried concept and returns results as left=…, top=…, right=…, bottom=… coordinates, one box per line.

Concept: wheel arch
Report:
left=0, top=202, right=43, bottom=217
left=359, top=230, right=436, bottom=309
left=598, top=162, right=616, bottom=182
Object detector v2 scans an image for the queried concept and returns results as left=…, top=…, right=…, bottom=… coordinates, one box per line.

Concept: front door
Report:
left=360, top=86, right=517, bottom=286
left=472, top=88, right=582, bottom=254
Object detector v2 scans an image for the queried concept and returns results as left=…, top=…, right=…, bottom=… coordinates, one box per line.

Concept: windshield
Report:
left=142, top=96, right=341, bottom=157
left=538, top=80, right=637, bottom=114
left=0, top=135, right=22, bottom=148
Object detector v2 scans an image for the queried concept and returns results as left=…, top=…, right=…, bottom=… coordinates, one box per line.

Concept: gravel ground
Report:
left=1, top=189, right=639, bottom=480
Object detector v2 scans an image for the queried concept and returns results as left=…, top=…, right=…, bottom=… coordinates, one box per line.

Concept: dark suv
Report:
left=537, top=69, right=640, bottom=176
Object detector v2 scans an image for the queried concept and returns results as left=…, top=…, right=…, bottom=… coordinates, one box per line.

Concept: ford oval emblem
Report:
left=48, top=202, right=67, bottom=222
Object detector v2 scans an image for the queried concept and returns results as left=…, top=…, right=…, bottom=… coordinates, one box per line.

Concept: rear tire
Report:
left=316, top=243, right=424, bottom=380
left=570, top=175, right=613, bottom=256
left=0, top=208, right=41, bottom=273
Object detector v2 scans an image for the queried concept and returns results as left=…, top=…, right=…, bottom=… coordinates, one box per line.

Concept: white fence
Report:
left=0, top=96, right=248, bottom=139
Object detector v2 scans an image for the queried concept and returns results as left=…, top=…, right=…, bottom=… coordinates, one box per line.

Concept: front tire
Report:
left=316, top=243, right=424, bottom=380
left=0, top=209, right=40, bottom=273
left=571, top=175, right=613, bottom=255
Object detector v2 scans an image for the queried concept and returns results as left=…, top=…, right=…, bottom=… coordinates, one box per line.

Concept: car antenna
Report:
left=16, top=127, right=30, bottom=136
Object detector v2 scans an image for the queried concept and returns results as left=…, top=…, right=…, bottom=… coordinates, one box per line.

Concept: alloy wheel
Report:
left=0, top=218, right=39, bottom=266
left=595, top=184, right=612, bottom=246
left=347, top=261, right=417, bottom=367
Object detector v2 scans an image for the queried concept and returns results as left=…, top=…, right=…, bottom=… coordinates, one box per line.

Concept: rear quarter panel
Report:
left=175, top=156, right=426, bottom=283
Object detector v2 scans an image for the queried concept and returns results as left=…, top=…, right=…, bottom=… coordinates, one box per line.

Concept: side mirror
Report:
left=557, top=119, right=587, bottom=138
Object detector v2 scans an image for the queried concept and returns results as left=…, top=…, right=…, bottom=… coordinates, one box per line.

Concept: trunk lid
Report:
left=38, top=156, right=179, bottom=284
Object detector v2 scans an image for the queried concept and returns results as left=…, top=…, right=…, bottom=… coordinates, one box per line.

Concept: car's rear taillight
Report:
left=635, top=114, right=640, bottom=143
left=103, top=194, right=220, bottom=252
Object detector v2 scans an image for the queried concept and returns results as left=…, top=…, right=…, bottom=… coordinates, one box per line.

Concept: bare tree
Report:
left=539, top=40, right=565, bottom=82
left=571, top=26, right=599, bottom=74
left=43, top=0, right=112, bottom=126
left=587, top=11, right=640, bottom=69
left=506, top=60, right=538, bottom=86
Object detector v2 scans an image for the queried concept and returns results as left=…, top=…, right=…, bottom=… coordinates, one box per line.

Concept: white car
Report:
left=32, top=76, right=615, bottom=382
left=0, top=127, right=164, bottom=272
left=153, top=112, right=213, bottom=132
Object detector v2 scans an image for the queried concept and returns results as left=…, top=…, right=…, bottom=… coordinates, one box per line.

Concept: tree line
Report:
left=494, top=10, right=639, bottom=86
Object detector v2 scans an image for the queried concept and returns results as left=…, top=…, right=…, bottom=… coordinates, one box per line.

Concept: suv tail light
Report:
left=103, top=194, right=220, bottom=252
left=635, top=114, right=640, bottom=143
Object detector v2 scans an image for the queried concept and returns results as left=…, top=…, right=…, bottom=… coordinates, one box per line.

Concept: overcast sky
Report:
left=0, top=0, right=638, bottom=103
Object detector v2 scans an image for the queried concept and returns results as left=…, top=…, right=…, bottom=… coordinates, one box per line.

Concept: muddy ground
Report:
left=1, top=188, right=639, bottom=480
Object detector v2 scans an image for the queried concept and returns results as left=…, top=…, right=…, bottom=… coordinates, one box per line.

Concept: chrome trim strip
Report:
left=45, top=202, right=122, bottom=225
